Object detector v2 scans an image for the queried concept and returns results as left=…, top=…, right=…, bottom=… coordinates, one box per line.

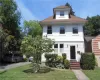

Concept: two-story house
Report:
left=40, top=5, right=86, bottom=64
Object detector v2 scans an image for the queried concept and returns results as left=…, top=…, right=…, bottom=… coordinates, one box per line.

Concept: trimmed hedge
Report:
left=45, top=53, right=70, bottom=69
left=62, top=53, right=66, bottom=59
left=80, top=53, right=95, bottom=70
left=64, top=59, right=70, bottom=69
left=45, top=54, right=58, bottom=67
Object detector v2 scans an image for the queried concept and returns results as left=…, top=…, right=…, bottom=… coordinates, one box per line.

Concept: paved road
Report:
left=0, top=62, right=31, bottom=71
left=72, top=70, right=90, bottom=80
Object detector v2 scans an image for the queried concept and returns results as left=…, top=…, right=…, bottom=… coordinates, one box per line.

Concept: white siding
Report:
left=56, top=11, right=69, bottom=19
left=42, top=24, right=84, bottom=62
left=43, top=24, right=84, bottom=41
left=42, top=41, right=84, bottom=62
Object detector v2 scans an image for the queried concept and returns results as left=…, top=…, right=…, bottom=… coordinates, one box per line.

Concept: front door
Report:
left=70, top=46, right=76, bottom=59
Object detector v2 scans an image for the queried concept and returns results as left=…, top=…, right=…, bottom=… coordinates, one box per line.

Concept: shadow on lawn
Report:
left=0, top=70, right=7, bottom=74
left=23, top=68, right=34, bottom=73
left=23, top=68, right=55, bottom=74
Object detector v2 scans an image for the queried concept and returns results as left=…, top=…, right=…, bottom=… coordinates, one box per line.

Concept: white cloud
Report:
left=15, top=0, right=39, bottom=21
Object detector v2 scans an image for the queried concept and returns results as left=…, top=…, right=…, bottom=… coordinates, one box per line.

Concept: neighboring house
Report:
left=84, top=35, right=100, bottom=67
left=40, top=5, right=86, bottom=68
left=92, top=35, right=100, bottom=67
left=85, top=36, right=95, bottom=52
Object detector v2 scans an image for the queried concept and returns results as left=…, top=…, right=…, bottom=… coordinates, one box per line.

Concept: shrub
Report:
left=64, top=59, right=70, bottom=69
left=56, top=56, right=63, bottom=63
left=56, top=63, right=64, bottom=69
left=55, top=56, right=64, bottom=69
left=62, top=53, right=67, bottom=64
left=95, top=58, right=98, bottom=66
left=39, top=66, right=51, bottom=73
left=45, top=54, right=58, bottom=61
left=45, top=53, right=69, bottom=69
left=80, top=53, right=95, bottom=70
left=45, top=54, right=58, bottom=67
left=62, top=53, right=66, bottom=60
left=23, top=58, right=27, bottom=62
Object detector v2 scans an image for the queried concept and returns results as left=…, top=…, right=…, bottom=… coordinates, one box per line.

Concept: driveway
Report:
left=0, top=62, right=31, bottom=71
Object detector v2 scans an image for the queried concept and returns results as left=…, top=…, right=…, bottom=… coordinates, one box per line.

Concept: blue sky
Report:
left=15, top=0, right=100, bottom=23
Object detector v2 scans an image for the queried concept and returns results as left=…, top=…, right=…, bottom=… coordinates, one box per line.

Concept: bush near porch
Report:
left=45, top=53, right=70, bottom=69
left=80, top=53, right=95, bottom=70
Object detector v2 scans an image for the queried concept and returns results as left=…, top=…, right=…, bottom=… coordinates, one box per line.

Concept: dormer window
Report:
left=60, top=11, right=64, bottom=16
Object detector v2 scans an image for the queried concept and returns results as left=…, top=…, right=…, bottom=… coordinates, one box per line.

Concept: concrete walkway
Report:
left=0, top=62, right=31, bottom=71
left=72, top=70, right=90, bottom=80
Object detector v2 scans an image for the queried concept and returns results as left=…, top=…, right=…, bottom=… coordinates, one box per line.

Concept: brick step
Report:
left=70, top=62, right=80, bottom=64
left=70, top=61, right=80, bottom=63
left=70, top=67, right=80, bottom=69
left=70, top=60, right=77, bottom=62
left=70, top=61, right=81, bottom=69
left=70, top=68, right=81, bottom=69
left=70, top=65, right=80, bottom=67
left=70, top=63, right=80, bottom=65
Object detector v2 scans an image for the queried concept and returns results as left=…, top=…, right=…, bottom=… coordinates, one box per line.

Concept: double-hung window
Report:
left=60, top=11, right=64, bottom=16
left=73, top=27, right=78, bottom=34
left=60, top=26, right=65, bottom=34
left=47, top=26, right=52, bottom=34
left=60, top=44, right=64, bottom=53
left=54, top=44, right=58, bottom=53
left=54, top=44, right=58, bottom=48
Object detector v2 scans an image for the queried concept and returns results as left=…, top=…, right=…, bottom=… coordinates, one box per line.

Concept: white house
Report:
left=40, top=5, right=86, bottom=63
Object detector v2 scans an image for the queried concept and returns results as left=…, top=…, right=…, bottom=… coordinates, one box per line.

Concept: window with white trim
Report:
left=47, top=26, right=52, bottom=34
left=73, top=27, right=78, bottom=34
left=60, top=11, right=64, bottom=16
left=60, top=44, right=64, bottom=53
left=60, top=26, right=65, bottom=34
left=60, top=44, right=64, bottom=48
left=54, top=44, right=58, bottom=53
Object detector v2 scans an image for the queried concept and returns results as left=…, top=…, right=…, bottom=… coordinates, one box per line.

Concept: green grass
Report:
left=83, top=68, right=100, bottom=80
left=0, top=64, right=77, bottom=80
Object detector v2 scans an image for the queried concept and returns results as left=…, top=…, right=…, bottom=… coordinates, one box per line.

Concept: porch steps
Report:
left=70, top=60, right=81, bottom=69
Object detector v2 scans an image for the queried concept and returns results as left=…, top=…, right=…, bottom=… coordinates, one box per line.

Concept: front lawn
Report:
left=83, top=67, right=100, bottom=80
left=0, top=64, right=77, bottom=80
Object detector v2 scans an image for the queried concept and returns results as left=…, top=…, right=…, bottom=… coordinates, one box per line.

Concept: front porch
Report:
left=70, top=60, right=80, bottom=69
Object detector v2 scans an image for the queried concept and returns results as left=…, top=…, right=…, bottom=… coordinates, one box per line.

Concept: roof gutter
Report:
left=40, top=21, right=86, bottom=25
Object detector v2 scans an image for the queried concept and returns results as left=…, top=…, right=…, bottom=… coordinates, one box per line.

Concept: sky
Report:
left=15, top=0, right=100, bottom=24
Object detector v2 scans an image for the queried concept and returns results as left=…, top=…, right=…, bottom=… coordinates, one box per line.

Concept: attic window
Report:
left=60, top=11, right=64, bottom=16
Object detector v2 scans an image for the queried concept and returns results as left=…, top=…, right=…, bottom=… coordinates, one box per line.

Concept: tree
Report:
left=84, top=15, right=100, bottom=36
left=0, top=0, right=21, bottom=51
left=65, top=2, right=75, bottom=15
left=0, top=27, right=14, bottom=62
left=23, top=20, right=42, bottom=37
left=20, top=35, right=54, bottom=63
